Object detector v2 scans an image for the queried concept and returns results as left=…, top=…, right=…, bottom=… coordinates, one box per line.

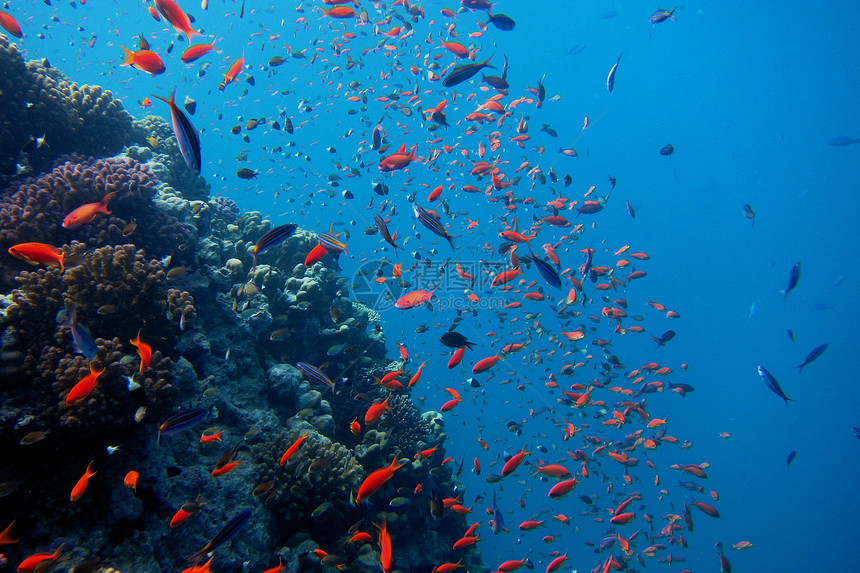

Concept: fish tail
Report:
left=59, top=252, right=65, bottom=274
left=119, top=45, right=135, bottom=66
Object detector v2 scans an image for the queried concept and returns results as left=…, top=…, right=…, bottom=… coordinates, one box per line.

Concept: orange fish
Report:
left=181, top=39, right=218, bottom=63
left=70, top=460, right=96, bottom=501
left=491, top=267, right=523, bottom=288
left=119, top=46, right=166, bottom=76
left=63, top=191, right=118, bottom=229
left=0, top=520, right=18, bottom=545
left=408, top=361, right=427, bottom=387
left=280, top=432, right=310, bottom=465
left=141, top=97, right=153, bottom=108
left=376, top=519, right=392, bottom=573
left=349, top=419, right=361, bottom=435
left=211, top=460, right=241, bottom=477
left=223, top=50, right=245, bottom=85
left=364, top=396, right=392, bottom=425
left=123, top=470, right=139, bottom=492
left=304, top=243, right=328, bottom=266
left=262, top=557, right=286, bottom=573
left=472, top=352, right=502, bottom=374
left=65, top=362, right=105, bottom=405
left=323, top=6, right=357, bottom=18
left=181, top=556, right=215, bottom=573
left=130, top=329, right=152, bottom=372
left=154, top=0, right=202, bottom=41
left=8, top=242, right=65, bottom=272
left=0, top=9, right=23, bottom=38
left=200, top=431, right=223, bottom=443
left=16, top=546, right=63, bottom=573
left=501, top=446, right=530, bottom=477
left=356, top=456, right=406, bottom=503
left=452, top=536, right=479, bottom=550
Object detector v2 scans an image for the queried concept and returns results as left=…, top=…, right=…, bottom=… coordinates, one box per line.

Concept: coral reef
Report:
left=0, top=155, right=193, bottom=283
left=0, top=45, right=485, bottom=573
left=0, top=36, right=134, bottom=183
left=126, top=114, right=211, bottom=201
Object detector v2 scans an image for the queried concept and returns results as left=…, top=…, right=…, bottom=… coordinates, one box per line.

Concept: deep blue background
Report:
left=5, top=0, right=859, bottom=571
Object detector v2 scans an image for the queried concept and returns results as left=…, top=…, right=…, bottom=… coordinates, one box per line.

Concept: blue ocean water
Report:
left=3, top=1, right=859, bottom=572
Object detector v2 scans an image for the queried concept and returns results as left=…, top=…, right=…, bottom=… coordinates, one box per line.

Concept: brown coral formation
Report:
left=0, top=155, right=192, bottom=281
left=0, top=36, right=134, bottom=182
left=0, top=245, right=191, bottom=436
left=253, top=425, right=364, bottom=544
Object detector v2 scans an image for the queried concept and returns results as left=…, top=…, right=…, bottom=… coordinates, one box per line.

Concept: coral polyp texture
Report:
left=0, top=35, right=134, bottom=184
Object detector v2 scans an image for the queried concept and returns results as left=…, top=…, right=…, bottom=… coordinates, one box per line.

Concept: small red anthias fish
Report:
left=119, top=46, right=166, bottom=76
left=63, top=191, right=118, bottom=229
left=130, top=329, right=152, bottom=372
left=8, top=242, right=66, bottom=272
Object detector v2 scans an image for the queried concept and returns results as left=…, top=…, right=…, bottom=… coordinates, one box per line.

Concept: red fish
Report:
left=63, top=191, right=118, bottom=229
left=379, top=144, right=418, bottom=172
left=448, top=348, right=465, bottom=369
left=395, top=289, right=434, bottom=309
left=65, top=362, right=105, bottom=405
left=376, top=519, right=392, bottom=573
left=279, top=432, right=309, bottom=465
left=365, top=396, right=392, bottom=425
left=130, top=329, right=152, bottom=372
left=119, top=46, right=166, bottom=76
left=8, top=242, right=65, bottom=272
left=223, top=51, right=245, bottom=86
left=323, top=6, right=357, bottom=18
left=501, top=446, right=530, bottom=476
left=70, top=460, right=96, bottom=501
left=472, top=352, right=502, bottom=374
left=181, top=40, right=218, bottom=63
left=0, top=9, right=23, bottom=38
left=356, top=456, right=406, bottom=503
left=154, top=0, right=202, bottom=41
left=304, top=243, right=328, bottom=266
left=491, top=267, right=523, bottom=288
left=16, top=546, right=63, bottom=573
left=124, top=470, right=139, bottom=492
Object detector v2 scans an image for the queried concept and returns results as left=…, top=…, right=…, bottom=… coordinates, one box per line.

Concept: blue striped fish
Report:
left=153, top=89, right=201, bottom=175
left=413, top=204, right=455, bottom=250
left=296, top=362, right=336, bottom=394
left=187, top=508, right=252, bottom=564
left=520, top=247, right=562, bottom=288
left=253, top=223, right=297, bottom=268
left=318, top=229, right=348, bottom=258
left=158, top=407, right=207, bottom=447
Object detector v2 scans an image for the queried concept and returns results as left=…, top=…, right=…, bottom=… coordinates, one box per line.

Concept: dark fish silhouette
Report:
left=651, top=330, right=676, bottom=348
left=659, top=143, right=675, bottom=156
left=742, top=204, right=755, bottom=226
left=757, top=366, right=793, bottom=406
left=606, top=52, right=622, bottom=92
left=796, top=342, right=828, bottom=373
left=442, top=56, right=494, bottom=87
left=519, top=248, right=561, bottom=288
left=827, top=135, right=858, bottom=146
left=440, top=331, right=475, bottom=350
left=786, top=450, right=797, bottom=468
left=486, top=13, right=515, bottom=30
left=373, top=213, right=402, bottom=255
left=781, top=262, right=801, bottom=301
left=187, top=508, right=252, bottom=564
